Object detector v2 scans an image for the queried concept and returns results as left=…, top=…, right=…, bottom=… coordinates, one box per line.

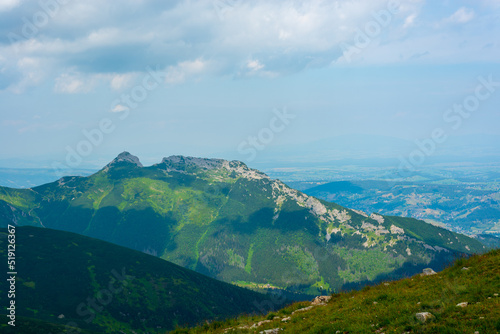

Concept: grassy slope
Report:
left=175, top=248, right=500, bottom=334
left=0, top=226, right=270, bottom=334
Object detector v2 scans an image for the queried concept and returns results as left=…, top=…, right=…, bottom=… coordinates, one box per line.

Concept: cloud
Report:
left=110, top=104, right=129, bottom=113
left=0, top=0, right=497, bottom=92
left=444, top=7, right=475, bottom=24
left=0, top=0, right=20, bottom=12
left=110, top=73, right=136, bottom=91
left=164, top=58, right=209, bottom=84
left=403, top=13, right=417, bottom=28
left=54, top=72, right=88, bottom=94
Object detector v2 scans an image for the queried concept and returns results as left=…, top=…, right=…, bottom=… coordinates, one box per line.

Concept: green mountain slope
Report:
left=0, top=152, right=486, bottom=295
left=0, top=226, right=270, bottom=333
left=179, top=248, right=500, bottom=334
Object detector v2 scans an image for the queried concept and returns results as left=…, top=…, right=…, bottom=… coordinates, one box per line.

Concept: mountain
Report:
left=179, top=248, right=500, bottom=333
left=0, top=152, right=486, bottom=295
left=0, top=226, right=271, bottom=333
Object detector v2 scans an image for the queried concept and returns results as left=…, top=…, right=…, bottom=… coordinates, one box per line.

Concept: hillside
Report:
left=174, top=248, right=500, bottom=333
left=0, top=152, right=486, bottom=295
left=0, top=226, right=270, bottom=333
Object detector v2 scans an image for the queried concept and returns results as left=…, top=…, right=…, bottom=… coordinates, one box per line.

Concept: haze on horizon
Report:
left=1, top=0, right=500, bottom=169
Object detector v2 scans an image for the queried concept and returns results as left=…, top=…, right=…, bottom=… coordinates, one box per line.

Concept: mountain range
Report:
left=0, top=152, right=486, bottom=296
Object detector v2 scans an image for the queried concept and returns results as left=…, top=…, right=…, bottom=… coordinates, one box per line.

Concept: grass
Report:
left=173, top=248, right=500, bottom=333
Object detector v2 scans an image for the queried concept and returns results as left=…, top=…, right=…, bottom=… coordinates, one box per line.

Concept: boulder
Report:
left=260, top=329, right=282, bottom=334
left=311, top=295, right=332, bottom=305
left=416, top=312, right=435, bottom=323
left=421, top=268, right=437, bottom=276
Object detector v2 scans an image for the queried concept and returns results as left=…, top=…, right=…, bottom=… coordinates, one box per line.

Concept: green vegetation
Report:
left=173, top=248, right=500, bottom=333
left=244, top=243, right=254, bottom=274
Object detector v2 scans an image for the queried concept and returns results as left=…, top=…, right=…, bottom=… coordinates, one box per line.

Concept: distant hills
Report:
left=0, top=226, right=270, bottom=333
left=302, top=180, right=500, bottom=237
left=0, top=152, right=486, bottom=296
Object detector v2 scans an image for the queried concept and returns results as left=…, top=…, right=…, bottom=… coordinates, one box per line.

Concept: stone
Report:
left=311, top=295, right=332, bottom=305
left=421, top=268, right=437, bottom=276
left=456, top=302, right=468, bottom=308
left=259, top=329, right=282, bottom=334
left=291, top=306, right=313, bottom=314
left=416, top=312, right=434, bottom=323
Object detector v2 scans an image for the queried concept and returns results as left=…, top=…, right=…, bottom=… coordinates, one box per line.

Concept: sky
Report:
left=0, top=0, right=499, bottom=170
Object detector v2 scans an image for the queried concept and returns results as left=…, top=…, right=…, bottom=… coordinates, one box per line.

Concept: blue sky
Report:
left=0, top=0, right=499, bottom=169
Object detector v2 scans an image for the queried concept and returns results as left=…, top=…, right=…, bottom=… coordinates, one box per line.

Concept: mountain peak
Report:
left=109, top=151, right=143, bottom=167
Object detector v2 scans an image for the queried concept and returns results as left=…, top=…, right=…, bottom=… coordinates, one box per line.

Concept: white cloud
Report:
left=0, top=0, right=20, bottom=12
left=247, top=59, right=264, bottom=72
left=110, top=104, right=129, bottom=113
left=445, top=7, right=475, bottom=24
left=165, top=59, right=209, bottom=84
left=0, top=0, right=497, bottom=92
left=110, top=73, right=136, bottom=91
left=403, top=13, right=417, bottom=28
left=54, top=73, right=86, bottom=94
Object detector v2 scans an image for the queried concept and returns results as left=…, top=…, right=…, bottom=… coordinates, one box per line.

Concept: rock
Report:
left=494, top=293, right=499, bottom=297
left=461, top=267, right=470, bottom=271
left=421, top=268, right=437, bottom=276
left=57, top=314, right=65, bottom=319
left=383, top=283, right=390, bottom=286
left=281, top=317, right=291, bottom=322
left=311, top=295, right=331, bottom=305
left=456, top=302, right=468, bottom=308
left=260, top=329, right=282, bottom=334
left=291, top=306, right=314, bottom=314
left=251, top=320, right=272, bottom=328
left=416, top=312, right=434, bottom=323
left=109, top=152, right=143, bottom=167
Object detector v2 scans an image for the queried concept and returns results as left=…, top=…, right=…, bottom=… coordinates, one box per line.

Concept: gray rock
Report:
left=421, top=268, right=437, bottom=276
left=259, top=329, right=282, bottom=334
left=311, top=295, right=331, bottom=305
left=108, top=151, right=143, bottom=167
left=416, top=312, right=434, bottom=322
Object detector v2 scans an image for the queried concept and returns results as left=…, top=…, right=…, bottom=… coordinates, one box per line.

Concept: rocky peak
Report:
left=108, top=152, right=143, bottom=167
